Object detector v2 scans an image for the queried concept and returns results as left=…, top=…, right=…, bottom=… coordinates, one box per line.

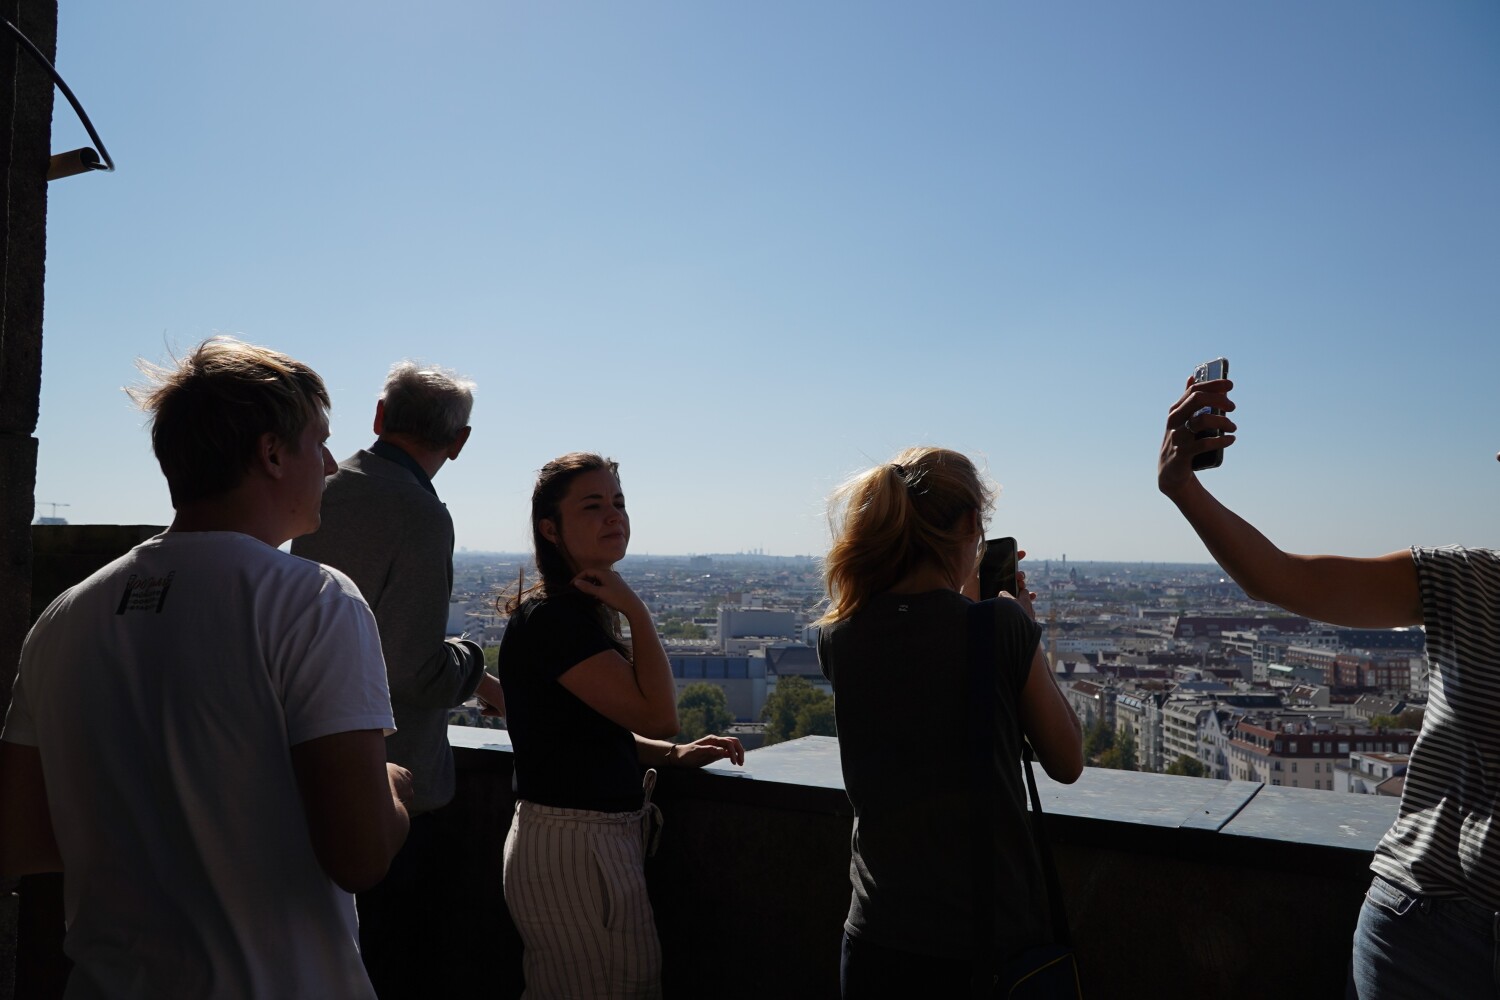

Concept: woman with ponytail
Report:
left=814, top=447, right=1082, bottom=997
left=496, top=452, right=743, bottom=999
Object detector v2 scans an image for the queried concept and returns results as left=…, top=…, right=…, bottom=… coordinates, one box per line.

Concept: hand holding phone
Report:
left=1190, top=357, right=1229, bottom=471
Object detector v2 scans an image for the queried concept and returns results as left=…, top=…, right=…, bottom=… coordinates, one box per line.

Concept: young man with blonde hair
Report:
left=0, top=337, right=409, bottom=998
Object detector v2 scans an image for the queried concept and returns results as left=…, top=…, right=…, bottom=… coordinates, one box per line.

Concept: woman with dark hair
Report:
left=814, top=446, right=1083, bottom=997
left=496, top=452, right=743, bottom=999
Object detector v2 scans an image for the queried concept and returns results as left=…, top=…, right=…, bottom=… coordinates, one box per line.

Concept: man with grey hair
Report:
left=295, top=361, right=503, bottom=996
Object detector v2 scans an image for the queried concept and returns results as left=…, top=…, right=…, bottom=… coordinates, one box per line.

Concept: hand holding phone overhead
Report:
left=1158, top=360, right=1238, bottom=498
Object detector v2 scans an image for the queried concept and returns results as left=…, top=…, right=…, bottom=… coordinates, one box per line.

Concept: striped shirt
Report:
left=1370, top=546, right=1500, bottom=909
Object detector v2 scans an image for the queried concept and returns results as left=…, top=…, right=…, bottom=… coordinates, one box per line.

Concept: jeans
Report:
left=1348, top=874, right=1499, bottom=999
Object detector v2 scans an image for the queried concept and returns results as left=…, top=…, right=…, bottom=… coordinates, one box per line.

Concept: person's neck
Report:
left=167, top=493, right=287, bottom=549
left=376, top=433, right=445, bottom=479
left=886, top=563, right=958, bottom=595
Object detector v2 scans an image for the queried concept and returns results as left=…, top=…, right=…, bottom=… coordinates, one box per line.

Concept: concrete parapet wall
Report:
left=5, top=728, right=1388, bottom=999
left=29, top=524, right=165, bottom=620
left=440, top=733, right=1382, bottom=999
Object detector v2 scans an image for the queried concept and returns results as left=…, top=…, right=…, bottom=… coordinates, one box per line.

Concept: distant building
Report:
left=669, top=653, right=768, bottom=722
left=718, top=607, right=798, bottom=646
left=1201, top=709, right=1239, bottom=780
left=1282, top=646, right=1338, bottom=686
left=1286, top=684, right=1330, bottom=708
left=1115, top=689, right=1166, bottom=772
left=1330, top=627, right=1425, bottom=653
left=1064, top=678, right=1115, bottom=730
left=1336, top=751, right=1409, bottom=796
left=1174, top=616, right=1311, bottom=643
left=1229, top=721, right=1415, bottom=791
left=1334, top=651, right=1422, bottom=692
left=1350, top=694, right=1406, bottom=722
left=1161, top=699, right=1219, bottom=776
left=1266, top=662, right=1327, bottom=688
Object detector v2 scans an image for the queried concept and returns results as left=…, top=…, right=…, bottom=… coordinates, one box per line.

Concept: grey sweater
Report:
left=293, top=448, right=485, bottom=814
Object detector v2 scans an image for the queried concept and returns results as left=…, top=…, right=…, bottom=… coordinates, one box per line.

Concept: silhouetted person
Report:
left=294, top=361, right=502, bottom=995
left=0, top=337, right=410, bottom=998
left=815, top=447, right=1082, bottom=997
left=498, top=453, right=743, bottom=998
left=1160, top=374, right=1500, bottom=1000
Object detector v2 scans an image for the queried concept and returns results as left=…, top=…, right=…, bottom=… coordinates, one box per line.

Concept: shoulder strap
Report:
left=966, top=600, right=1072, bottom=959
left=1023, top=743, right=1072, bottom=946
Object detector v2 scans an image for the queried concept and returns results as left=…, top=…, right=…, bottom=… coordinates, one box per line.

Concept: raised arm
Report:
left=1158, top=377, right=1421, bottom=628
left=556, top=570, right=679, bottom=739
left=290, top=730, right=411, bottom=893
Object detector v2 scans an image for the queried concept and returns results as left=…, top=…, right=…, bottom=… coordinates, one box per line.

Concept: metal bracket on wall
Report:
left=4, top=19, right=115, bottom=181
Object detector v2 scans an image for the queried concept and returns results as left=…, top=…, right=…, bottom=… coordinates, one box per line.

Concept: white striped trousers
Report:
left=503, top=799, right=663, bottom=999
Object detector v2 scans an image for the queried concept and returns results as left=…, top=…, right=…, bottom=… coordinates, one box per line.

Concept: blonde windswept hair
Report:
left=815, top=447, right=994, bottom=627
left=127, top=336, right=329, bottom=507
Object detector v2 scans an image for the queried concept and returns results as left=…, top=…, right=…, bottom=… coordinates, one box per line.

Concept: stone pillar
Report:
left=0, top=0, right=56, bottom=720
left=0, top=6, right=58, bottom=1000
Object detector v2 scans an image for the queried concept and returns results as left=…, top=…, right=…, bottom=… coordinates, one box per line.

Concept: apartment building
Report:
left=1229, top=720, right=1415, bottom=791
left=1116, top=689, right=1166, bottom=772
left=1161, top=699, right=1219, bottom=775
left=1336, top=751, right=1410, bottom=796
left=1333, top=650, right=1423, bottom=691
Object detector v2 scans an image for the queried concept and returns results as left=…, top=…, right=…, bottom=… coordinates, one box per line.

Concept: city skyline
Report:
left=34, top=2, right=1500, bottom=561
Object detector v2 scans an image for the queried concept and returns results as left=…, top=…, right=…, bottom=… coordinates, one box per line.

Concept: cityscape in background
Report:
left=442, top=551, right=1423, bottom=796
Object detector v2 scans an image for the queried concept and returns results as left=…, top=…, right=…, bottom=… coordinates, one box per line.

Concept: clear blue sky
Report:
left=36, top=2, right=1500, bottom=561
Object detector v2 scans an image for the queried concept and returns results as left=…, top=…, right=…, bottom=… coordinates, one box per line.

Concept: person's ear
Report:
left=539, top=517, right=560, bottom=545
left=258, top=431, right=286, bottom=480
left=448, top=426, right=471, bottom=461
left=373, top=399, right=386, bottom=436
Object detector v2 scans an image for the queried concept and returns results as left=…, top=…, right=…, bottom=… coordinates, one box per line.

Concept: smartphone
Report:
left=1191, top=357, right=1229, bottom=471
left=979, top=537, right=1018, bottom=599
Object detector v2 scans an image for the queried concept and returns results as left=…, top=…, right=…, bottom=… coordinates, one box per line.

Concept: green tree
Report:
left=761, top=676, right=835, bottom=745
left=1165, top=753, right=1207, bottom=777
left=1083, top=716, right=1115, bottom=762
left=1097, top=727, right=1139, bottom=771
left=661, top=617, right=708, bottom=640
left=677, top=682, right=734, bottom=742
left=793, top=698, right=837, bottom=739
left=1369, top=709, right=1424, bottom=731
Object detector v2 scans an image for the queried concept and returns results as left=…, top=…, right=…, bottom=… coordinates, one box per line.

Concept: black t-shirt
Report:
left=497, top=593, right=643, bottom=812
left=818, top=590, right=1048, bottom=960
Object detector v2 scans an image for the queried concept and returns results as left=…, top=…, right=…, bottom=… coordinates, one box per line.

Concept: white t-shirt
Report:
left=2, top=531, right=395, bottom=999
